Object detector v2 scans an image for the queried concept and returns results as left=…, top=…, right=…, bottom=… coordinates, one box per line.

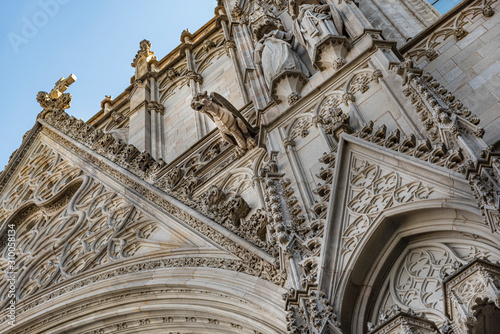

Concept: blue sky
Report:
left=0, top=0, right=217, bottom=169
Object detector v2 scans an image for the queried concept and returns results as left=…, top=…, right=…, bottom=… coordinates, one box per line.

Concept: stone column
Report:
left=281, top=136, right=315, bottom=220
left=231, top=21, right=271, bottom=110
left=181, top=30, right=206, bottom=139
left=147, top=101, right=165, bottom=160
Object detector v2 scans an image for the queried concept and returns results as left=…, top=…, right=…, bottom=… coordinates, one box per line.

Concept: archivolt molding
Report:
left=3, top=267, right=287, bottom=334
left=404, top=0, right=497, bottom=63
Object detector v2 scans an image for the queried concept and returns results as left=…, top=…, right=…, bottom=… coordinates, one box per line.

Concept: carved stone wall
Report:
left=2, top=0, right=500, bottom=333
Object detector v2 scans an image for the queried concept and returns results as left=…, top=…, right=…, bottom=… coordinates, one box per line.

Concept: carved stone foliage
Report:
left=35, top=113, right=281, bottom=286
left=396, top=59, right=484, bottom=151
left=43, top=110, right=164, bottom=182
left=368, top=308, right=440, bottom=334
left=354, top=122, right=465, bottom=171
left=315, top=106, right=353, bottom=141
left=260, top=153, right=307, bottom=255
left=200, top=184, right=251, bottom=226
left=285, top=287, right=341, bottom=334
left=375, top=242, right=500, bottom=328
left=405, top=0, right=496, bottom=62
left=0, top=145, right=183, bottom=309
left=443, top=258, right=500, bottom=333
left=461, top=149, right=500, bottom=234
left=36, top=74, right=77, bottom=117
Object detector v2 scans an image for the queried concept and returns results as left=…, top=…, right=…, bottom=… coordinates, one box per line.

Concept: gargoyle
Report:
left=191, top=91, right=257, bottom=156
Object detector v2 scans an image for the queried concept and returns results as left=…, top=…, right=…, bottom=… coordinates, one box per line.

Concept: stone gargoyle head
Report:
left=190, top=91, right=213, bottom=113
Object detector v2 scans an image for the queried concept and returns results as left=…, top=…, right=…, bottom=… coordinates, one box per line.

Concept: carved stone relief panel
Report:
left=0, top=141, right=202, bottom=309
left=0, top=141, right=82, bottom=223
left=374, top=241, right=500, bottom=328
left=340, top=155, right=446, bottom=267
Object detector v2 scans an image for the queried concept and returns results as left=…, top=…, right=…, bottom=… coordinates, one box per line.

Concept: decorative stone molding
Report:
left=353, top=122, right=465, bottom=171
left=147, top=101, right=165, bottom=115
left=443, top=258, right=500, bottom=333
left=367, top=307, right=440, bottom=334
left=33, top=112, right=280, bottom=285
left=394, top=59, right=484, bottom=154
left=404, top=0, right=497, bottom=62
left=36, top=74, right=77, bottom=117
left=285, top=286, right=341, bottom=334
left=185, top=70, right=203, bottom=87
left=460, top=149, right=500, bottom=232
left=200, top=184, right=251, bottom=226
left=131, top=39, right=157, bottom=79
left=224, top=39, right=237, bottom=57
left=316, top=106, right=353, bottom=141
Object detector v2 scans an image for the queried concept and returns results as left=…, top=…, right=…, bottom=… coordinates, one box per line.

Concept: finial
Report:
left=37, top=74, right=77, bottom=117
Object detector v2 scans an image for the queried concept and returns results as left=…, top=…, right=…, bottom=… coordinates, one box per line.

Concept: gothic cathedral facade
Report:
left=1, top=0, right=500, bottom=333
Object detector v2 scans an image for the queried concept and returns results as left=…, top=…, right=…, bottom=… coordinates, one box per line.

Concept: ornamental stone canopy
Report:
left=1, top=0, right=500, bottom=333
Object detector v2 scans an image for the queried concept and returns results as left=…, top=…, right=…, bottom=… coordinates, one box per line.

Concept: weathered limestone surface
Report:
left=1, top=0, right=500, bottom=333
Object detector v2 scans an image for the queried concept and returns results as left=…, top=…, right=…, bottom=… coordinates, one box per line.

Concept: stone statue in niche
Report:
left=254, top=30, right=310, bottom=88
left=292, top=3, right=350, bottom=71
left=191, top=91, right=257, bottom=157
left=254, top=30, right=310, bottom=104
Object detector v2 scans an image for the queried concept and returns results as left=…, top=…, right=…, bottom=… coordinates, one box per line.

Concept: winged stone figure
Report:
left=191, top=91, right=257, bottom=157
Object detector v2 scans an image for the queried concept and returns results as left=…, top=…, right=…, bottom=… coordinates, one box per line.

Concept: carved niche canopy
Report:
left=443, top=258, right=500, bottom=333
left=248, top=5, right=284, bottom=42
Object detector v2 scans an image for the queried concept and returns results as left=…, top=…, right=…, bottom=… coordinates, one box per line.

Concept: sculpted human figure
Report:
left=254, top=30, right=310, bottom=88
left=191, top=92, right=257, bottom=156
left=293, top=3, right=348, bottom=70
left=294, top=3, right=343, bottom=48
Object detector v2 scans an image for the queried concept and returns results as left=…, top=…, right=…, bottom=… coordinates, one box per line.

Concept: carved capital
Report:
left=342, top=92, right=355, bottom=106
left=224, top=39, right=237, bottom=57
left=186, top=70, right=203, bottom=86
left=147, top=101, right=165, bottom=115
left=283, top=137, right=296, bottom=148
